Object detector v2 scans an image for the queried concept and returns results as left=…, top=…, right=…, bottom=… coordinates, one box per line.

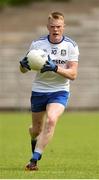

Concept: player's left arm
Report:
left=57, top=61, right=78, bottom=80
left=41, top=56, right=78, bottom=80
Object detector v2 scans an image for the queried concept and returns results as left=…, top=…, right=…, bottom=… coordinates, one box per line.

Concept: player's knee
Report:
left=47, top=115, right=57, bottom=129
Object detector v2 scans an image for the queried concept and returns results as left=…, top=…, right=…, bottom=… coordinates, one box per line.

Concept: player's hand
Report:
left=20, top=57, right=31, bottom=70
left=41, top=55, right=58, bottom=73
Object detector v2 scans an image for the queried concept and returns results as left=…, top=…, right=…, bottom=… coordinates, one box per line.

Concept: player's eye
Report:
left=50, top=26, right=61, bottom=29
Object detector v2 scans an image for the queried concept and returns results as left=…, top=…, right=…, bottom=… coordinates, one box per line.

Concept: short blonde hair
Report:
left=48, top=12, right=64, bottom=21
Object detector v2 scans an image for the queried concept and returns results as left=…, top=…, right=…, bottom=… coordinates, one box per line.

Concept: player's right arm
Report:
left=19, top=41, right=35, bottom=73
left=19, top=64, right=29, bottom=73
left=19, top=56, right=31, bottom=73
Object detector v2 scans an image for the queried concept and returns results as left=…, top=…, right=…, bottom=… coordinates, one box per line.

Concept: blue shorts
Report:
left=30, top=91, right=70, bottom=112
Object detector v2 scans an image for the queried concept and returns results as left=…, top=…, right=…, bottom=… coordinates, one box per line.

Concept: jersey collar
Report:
left=47, top=35, right=64, bottom=44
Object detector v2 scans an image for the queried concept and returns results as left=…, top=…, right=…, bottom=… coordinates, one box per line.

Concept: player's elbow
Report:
left=70, top=72, right=77, bottom=80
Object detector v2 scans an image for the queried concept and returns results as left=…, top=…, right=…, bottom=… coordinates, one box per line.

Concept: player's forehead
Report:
left=48, top=18, right=64, bottom=26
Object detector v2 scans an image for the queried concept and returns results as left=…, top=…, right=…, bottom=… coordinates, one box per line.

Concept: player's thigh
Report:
left=31, top=111, right=45, bottom=129
left=46, top=103, right=65, bottom=121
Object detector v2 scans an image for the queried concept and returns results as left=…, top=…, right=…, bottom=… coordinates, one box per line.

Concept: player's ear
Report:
left=47, top=24, right=49, bottom=31
left=64, top=22, right=66, bottom=30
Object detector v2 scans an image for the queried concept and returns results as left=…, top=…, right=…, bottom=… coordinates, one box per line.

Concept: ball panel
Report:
left=27, top=49, right=47, bottom=71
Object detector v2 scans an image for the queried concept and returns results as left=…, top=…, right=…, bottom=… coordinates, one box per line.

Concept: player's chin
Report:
left=53, top=35, right=61, bottom=43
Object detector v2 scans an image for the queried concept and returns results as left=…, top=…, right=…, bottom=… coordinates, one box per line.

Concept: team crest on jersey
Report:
left=61, top=49, right=66, bottom=56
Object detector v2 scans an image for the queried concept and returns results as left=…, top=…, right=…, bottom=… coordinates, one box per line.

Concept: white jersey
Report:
left=29, top=35, right=79, bottom=92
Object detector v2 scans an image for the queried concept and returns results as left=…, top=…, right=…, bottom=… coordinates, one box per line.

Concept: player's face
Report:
left=47, top=18, right=65, bottom=43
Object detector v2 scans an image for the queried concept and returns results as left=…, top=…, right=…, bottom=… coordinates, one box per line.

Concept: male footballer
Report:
left=19, top=11, right=79, bottom=171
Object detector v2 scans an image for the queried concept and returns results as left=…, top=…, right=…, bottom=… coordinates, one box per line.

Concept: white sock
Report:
left=34, top=148, right=43, bottom=154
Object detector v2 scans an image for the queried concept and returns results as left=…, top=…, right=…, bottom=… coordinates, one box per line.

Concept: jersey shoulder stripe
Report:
left=31, top=36, right=47, bottom=45
left=64, top=36, right=77, bottom=47
left=32, top=36, right=47, bottom=44
left=39, top=35, right=48, bottom=40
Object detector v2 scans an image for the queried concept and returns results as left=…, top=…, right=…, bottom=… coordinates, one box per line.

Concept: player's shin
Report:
left=29, top=127, right=37, bottom=153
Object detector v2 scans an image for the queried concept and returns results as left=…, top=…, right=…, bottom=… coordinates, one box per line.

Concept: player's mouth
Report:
left=53, top=33, right=59, bottom=36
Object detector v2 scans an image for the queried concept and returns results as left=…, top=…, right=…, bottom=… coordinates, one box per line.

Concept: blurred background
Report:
left=0, top=0, right=99, bottom=111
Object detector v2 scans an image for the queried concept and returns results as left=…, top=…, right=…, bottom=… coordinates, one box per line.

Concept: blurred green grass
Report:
left=0, top=111, right=99, bottom=178
left=0, top=0, right=70, bottom=7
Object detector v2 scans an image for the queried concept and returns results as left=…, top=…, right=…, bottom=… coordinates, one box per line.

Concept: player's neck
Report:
left=48, top=35, right=64, bottom=44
